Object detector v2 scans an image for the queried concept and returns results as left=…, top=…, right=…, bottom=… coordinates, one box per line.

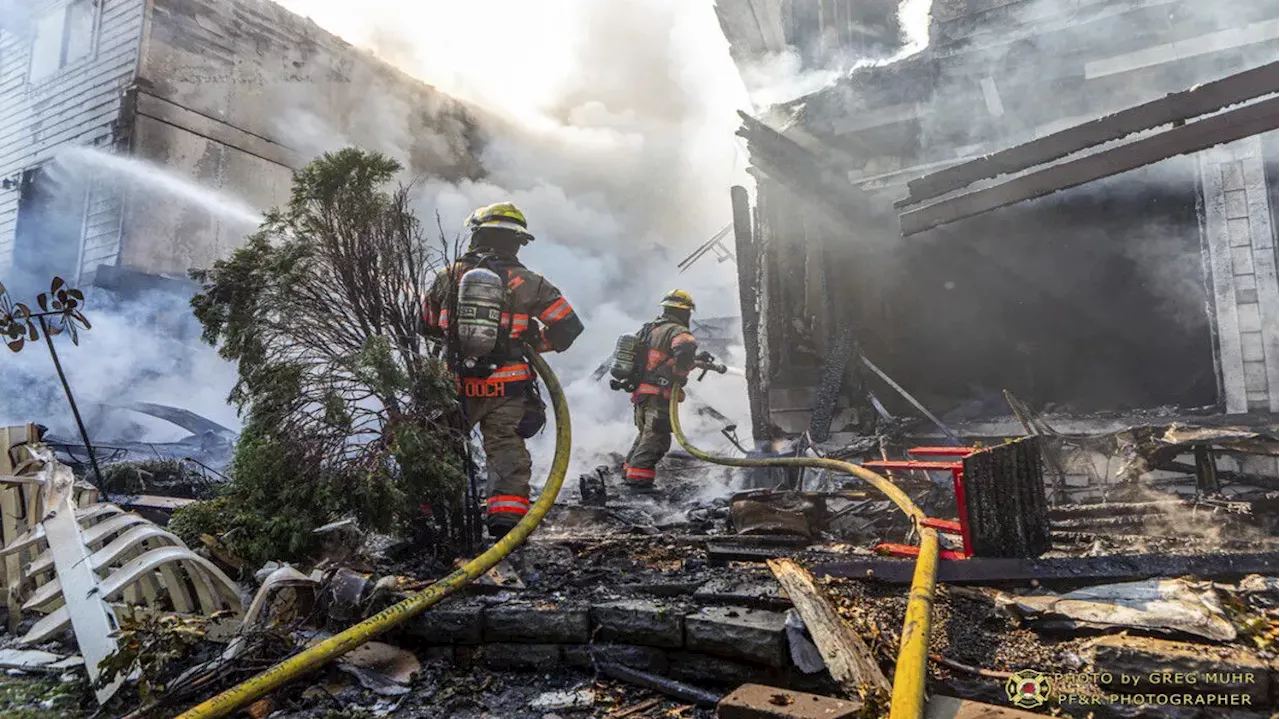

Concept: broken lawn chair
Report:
left=0, top=424, right=243, bottom=703
left=864, top=437, right=1052, bottom=560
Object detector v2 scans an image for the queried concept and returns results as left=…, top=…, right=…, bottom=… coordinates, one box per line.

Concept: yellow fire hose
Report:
left=174, top=351, right=572, bottom=719
left=667, top=391, right=940, bottom=719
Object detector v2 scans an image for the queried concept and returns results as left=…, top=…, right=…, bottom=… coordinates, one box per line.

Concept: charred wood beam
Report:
left=737, top=111, right=876, bottom=229
left=808, top=321, right=852, bottom=443
left=1052, top=531, right=1154, bottom=544
left=1049, top=514, right=1152, bottom=530
left=1193, top=446, right=1221, bottom=493
left=595, top=662, right=723, bottom=707
left=900, top=62, right=1280, bottom=206
left=899, top=97, right=1280, bottom=236
left=811, top=551, right=1278, bottom=584
left=1051, top=531, right=1272, bottom=550
left=707, top=543, right=794, bottom=564
left=731, top=185, right=770, bottom=443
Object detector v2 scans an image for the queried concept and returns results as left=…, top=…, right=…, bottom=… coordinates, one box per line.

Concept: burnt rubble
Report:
left=0, top=409, right=1277, bottom=719
left=1, top=358, right=1276, bottom=714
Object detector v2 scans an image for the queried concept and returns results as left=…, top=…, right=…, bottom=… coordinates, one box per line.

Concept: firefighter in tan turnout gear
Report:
left=621, top=289, right=699, bottom=489
left=423, top=202, right=584, bottom=538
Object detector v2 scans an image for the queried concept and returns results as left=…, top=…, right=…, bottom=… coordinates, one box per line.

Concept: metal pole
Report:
left=861, top=356, right=960, bottom=443
left=38, top=316, right=107, bottom=497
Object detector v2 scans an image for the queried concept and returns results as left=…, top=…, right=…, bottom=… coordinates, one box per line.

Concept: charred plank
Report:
left=811, top=552, right=1279, bottom=585
left=963, top=437, right=1051, bottom=558
left=901, top=62, right=1279, bottom=205
left=900, top=98, right=1279, bottom=236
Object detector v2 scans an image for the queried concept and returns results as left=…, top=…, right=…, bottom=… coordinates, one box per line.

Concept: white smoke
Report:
left=5, top=1, right=814, bottom=489
left=732, top=0, right=933, bottom=110
left=272, top=0, right=758, bottom=472
left=739, top=50, right=846, bottom=110
left=0, top=286, right=240, bottom=443
left=897, top=0, right=932, bottom=57
left=0, top=148, right=251, bottom=442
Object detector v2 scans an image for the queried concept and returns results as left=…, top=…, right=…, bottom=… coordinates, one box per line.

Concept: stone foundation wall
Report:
left=403, top=598, right=814, bottom=680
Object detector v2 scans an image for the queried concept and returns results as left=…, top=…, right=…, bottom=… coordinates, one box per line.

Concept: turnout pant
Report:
left=624, top=395, right=672, bottom=484
left=464, top=391, right=533, bottom=527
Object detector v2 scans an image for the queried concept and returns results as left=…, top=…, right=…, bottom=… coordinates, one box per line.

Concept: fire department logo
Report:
left=1006, top=669, right=1051, bottom=709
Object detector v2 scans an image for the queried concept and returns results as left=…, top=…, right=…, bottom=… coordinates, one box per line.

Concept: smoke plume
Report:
left=0, top=285, right=241, bottom=443
left=6, top=0, right=938, bottom=485
left=271, top=0, right=761, bottom=472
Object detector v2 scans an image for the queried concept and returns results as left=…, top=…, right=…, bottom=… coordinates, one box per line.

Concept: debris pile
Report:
left=1, top=407, right=1276, bottom=719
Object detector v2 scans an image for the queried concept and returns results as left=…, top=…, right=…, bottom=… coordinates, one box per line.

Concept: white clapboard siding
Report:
left=0, top=0, right=145, bottom=275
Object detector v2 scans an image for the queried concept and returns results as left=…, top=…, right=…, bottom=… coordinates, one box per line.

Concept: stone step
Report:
left=716, top=684, right=863, bottom=719
left=405, top=596, right=791, bottom=669
left=686, top=606, right=788, bottom=668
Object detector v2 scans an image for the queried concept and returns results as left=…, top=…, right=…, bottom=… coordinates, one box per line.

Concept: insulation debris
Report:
left=1115, top=424, right=1279, bottom=481
left=989, top=578, right=1238, bottom=642
left=528, top=688, right=596, bottom=711
left=0, top=648, right=81, bottom=672
left=329, top=640, right=420, bottom=696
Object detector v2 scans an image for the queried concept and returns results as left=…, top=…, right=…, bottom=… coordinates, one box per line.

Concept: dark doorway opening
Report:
left=880, top=157, right=1219, bottom=418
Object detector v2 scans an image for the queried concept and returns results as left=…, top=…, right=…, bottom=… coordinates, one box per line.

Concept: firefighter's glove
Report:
left=516, top=384, right=547, bottom=438
left=522, top=326, right=554, bottom=354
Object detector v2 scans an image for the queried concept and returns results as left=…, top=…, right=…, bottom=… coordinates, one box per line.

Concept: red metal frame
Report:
left=864, top=446, right=977, bottom=560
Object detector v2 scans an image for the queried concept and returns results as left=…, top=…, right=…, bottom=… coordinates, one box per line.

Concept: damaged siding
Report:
left=0, top=0, right=145, bottom=278
left=115, top=0, right=488, bottom=276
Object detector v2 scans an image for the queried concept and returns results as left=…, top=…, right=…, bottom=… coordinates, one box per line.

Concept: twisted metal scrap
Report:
left=0, top=276, right=92, bottom=351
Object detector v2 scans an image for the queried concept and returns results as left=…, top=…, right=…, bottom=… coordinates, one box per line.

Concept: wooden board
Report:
left=900, top=98, right=1279, bottom=236
left=811, top=551, right=1279, bottom=585
left=767, top=558, right=891, bottom=694
left=901, top=62, right=1280, bottom=205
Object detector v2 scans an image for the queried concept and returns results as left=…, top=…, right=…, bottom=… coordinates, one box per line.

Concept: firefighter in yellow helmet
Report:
left=422, top=202, right=584, bottom=538
left=622, top=289, right=698, bottom=490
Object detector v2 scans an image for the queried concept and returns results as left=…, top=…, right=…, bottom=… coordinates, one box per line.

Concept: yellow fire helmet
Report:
left=466, top=201, right=533, bottom=241
left=660, top=289, right=696, bottom=312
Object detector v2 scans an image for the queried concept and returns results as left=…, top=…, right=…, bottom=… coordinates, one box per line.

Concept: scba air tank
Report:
left=456, top=268, right=506, bottom=360
left=609, top=332, right=643, bottom=382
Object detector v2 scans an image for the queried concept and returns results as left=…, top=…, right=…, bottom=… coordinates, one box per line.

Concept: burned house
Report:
left=0, top=0, right=486, bottom=297
left=717, top=0, right=1279, bottom=459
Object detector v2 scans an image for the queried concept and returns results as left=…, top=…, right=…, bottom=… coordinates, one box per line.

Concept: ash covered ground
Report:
left=2, top=448, right=1275, bottom=719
